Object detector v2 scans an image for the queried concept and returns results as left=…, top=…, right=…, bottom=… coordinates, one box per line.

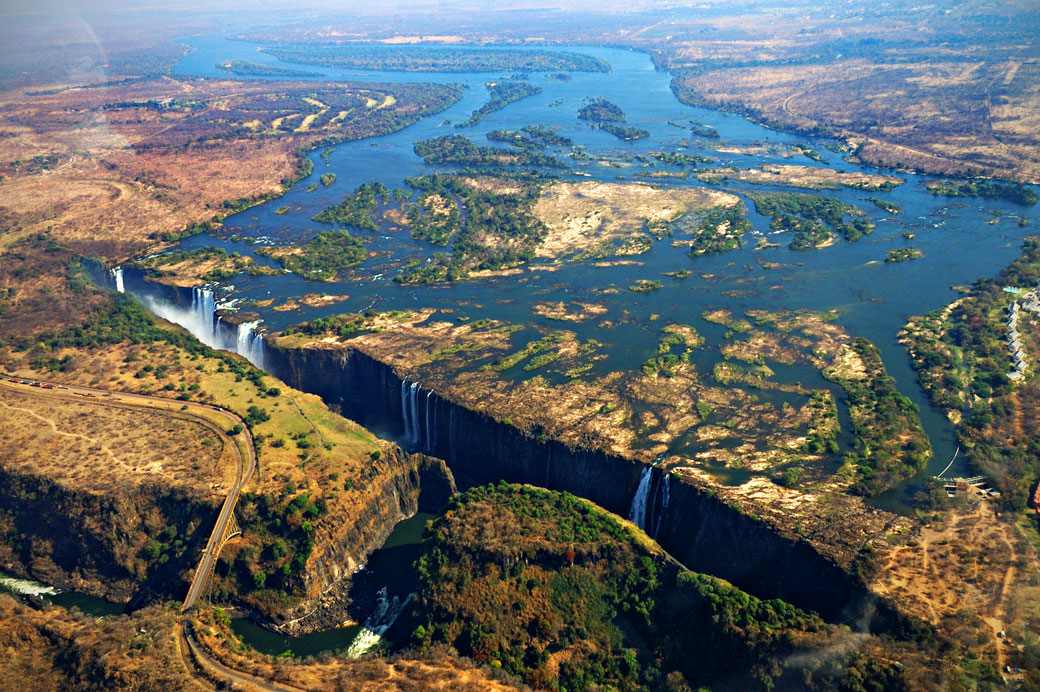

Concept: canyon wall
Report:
left=0, top=467, right=217, bottom=604
left=267, top=342, right=905, bottom=630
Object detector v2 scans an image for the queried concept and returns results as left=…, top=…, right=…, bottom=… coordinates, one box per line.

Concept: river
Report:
left=158, top=32, right=1039, bottom=488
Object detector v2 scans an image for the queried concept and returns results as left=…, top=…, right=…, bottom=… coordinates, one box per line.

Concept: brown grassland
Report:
left=0, top=381, right=236, bottom=497
left=0, top=77, right=459, bottom=260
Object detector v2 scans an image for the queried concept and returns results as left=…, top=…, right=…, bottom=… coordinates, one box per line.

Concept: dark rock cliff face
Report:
left=266, top=342, right=906, bottom=631
left=274, top=447, right=456, bottom=634
left=0, top=467, right=217, bottom=603
left=302, top=449, right=456, bottom=596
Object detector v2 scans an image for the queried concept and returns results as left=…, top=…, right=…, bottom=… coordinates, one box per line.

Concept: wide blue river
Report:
left=165, top=32, right=1040, bottom=489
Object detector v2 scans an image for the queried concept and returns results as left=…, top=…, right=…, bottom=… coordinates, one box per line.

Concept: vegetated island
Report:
left=687, top=118, right=720, bottom=138
left=456, top=79, right=542, bottom=128
left=410, top=482, right=910, bottom=692
left=868, top=197, right=902, bottom=214
left=886, top=247, right=923, bottom=263
left=215, top=60, right=322, bottom=78
left=749, top=192, right=874, bottom=250
left=260, top=44, right=610, bottom=73
left=412, top=134, right=565, bottom=168
left=256, top=229, right=368, bottom=281
left=312, top=181, right=389, bottom=231
left=925, top=179, right=1038, bottom=206
left=577, top=97, right=648, bottom=141
left=305, top=172, right=739, bottom=285
left=487, top=124, right=573, bottom=149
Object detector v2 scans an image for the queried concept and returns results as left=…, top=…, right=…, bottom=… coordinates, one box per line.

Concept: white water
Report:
left=653, top=474, right=670, bottom=540
left=401, top=380, right=411, bottom=442
left=345, top=587, right=413, bottom=658
left=235, top=320, right=266, bottom=370
left=628, top=466, right=654, bottom=530
left=0, top=573, right=60, bottom=597
left=136, top=286, right=266, bottom=368
left=110, top=267, right=125, bottom=293
left=409, top=381, right=420, bottom=447
left=142, top=287, right=220, bottom=349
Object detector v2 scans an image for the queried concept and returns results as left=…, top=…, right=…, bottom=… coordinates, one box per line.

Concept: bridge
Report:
left=940, top=475, right=992, bottom=498
left=0, top=372, right=256, bottom=615
left=181, top=419, right=256, bottom=613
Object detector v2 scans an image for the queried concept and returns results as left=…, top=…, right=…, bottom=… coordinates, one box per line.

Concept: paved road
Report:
left=182, top=623, right=303, bottom=692
left=0, top=374, right=256, bottom=613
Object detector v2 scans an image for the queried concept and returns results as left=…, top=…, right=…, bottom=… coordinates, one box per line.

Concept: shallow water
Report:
left=230, top=511, right=434, bottom=656
left=166, top=33, right=1040, bottom=490
left=0, top=570, right=125, bottom=617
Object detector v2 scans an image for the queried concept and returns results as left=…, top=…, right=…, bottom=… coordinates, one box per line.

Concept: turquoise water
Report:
left=0, top=507, right=433, bottom=657
left=167, top=33, right=1040, bottom=489
left=230, top=511, right=434, bottom=656
left=0, top=570, right=125, bottom=617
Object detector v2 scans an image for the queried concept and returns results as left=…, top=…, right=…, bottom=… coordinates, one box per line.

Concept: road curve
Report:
left=0, top=374, right=256, bottom=613
left=182, top=622, right=304, bottom=692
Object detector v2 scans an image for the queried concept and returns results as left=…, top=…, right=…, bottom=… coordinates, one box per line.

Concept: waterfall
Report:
left=545, top=446, right=552, bottom=486
left=214, top=315, right=226, bottom=349
left=425, top=390, right=433, bottom=452
left=410, top=381, right=421, bottom=447
left=653, top=474, right=670, bottom=540
left=249, top=330, right=266, bottom=370
left=401, top=380, right=411, bottom=442
left=110, top=267, right=125, bottom=293
left=345, top=587, right=413, bottom=658
left=628, top=466, right=654, bottom=530
left=235, top=320, right=266, bottom=369
left=126, top=282, right=270, bottom=369
left=141, top=286, right=220, bottom=350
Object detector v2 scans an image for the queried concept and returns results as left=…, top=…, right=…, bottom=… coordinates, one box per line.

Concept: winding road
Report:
left=181, top=622, right=304, bottom=692
left=0, top=374, right=256, bottom=613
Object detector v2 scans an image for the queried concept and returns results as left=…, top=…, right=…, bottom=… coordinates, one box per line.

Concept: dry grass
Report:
left=0, top=77, right=457, bottom=261
left=678, top=58, right=1040, bottom=183
left=0, top=597, right=196, bottom=692
left=2, top=336, right=381, bottom=510
left=703, top=165, right=903, bottom=191
left=871, top=498, right=1040, bottom=676
left=0, top=382, right=233, bottom=498
left=531, top=180, right=739, bottom=259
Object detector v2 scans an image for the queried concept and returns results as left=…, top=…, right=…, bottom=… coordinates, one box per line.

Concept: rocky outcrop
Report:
left=266, top=341, right=907, bottom=631
left=274, top=448, right=456, bottom=634
left=0, top=467, right=217, bottom=603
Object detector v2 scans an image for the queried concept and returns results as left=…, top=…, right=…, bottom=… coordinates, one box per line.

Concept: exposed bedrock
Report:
left=273, top=447, right=456, bottom=635
left=0, top=467, right=218, bottom=604
left=266, top=342, right=907, bottom=632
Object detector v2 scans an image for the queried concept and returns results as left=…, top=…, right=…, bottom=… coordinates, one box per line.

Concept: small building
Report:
left=1009, top=371, right=1023, bottom=380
